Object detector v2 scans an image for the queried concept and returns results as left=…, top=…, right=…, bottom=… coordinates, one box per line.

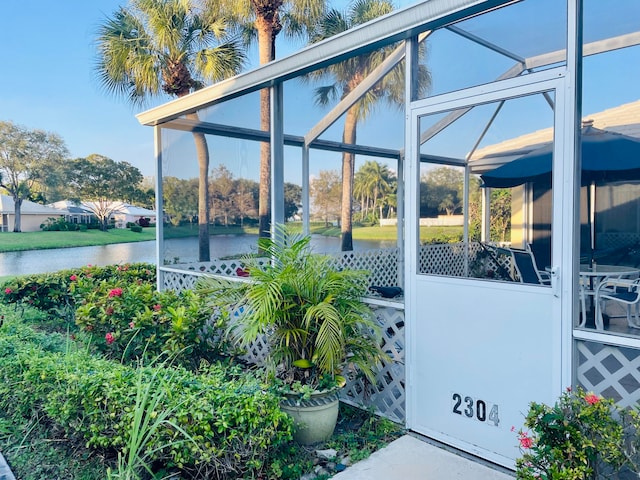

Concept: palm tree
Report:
left=354, top=160, right=394, bottom=221
left=202, top=0, right=326, bottom=241
left=95, top=0, right=244, bottom=261
left=308, top=0, right=430, bottom=250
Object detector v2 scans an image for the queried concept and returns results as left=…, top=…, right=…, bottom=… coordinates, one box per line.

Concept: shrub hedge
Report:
left=0, top=318, right=293, bottom=479
left=1, top=264, right=228, bottom=367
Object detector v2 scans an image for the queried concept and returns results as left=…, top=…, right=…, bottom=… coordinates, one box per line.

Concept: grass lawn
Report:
left=311, top=224, right=464, bottom=242
left=0, top=223, right=462, bottom=254
left=0, top=228, right=156, bottom=252
left=163, top=224, right=259, bottom=238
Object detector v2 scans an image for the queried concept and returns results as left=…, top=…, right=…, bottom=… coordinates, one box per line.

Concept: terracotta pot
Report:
left=280, top=388, right=340, bottom=445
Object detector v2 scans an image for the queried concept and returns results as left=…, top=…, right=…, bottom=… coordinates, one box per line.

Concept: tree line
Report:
left=163, top=165, right=301, bottom=228
left=0, top=117, right=509, bottom=241
left=0, top=121, right=154, bottom=232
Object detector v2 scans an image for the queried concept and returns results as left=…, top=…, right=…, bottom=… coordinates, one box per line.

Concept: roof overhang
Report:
left=136, top=0, right=515, bottom=127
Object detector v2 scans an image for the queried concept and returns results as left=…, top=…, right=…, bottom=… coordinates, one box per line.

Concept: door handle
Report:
left=549, top=266, right=560, bottom=298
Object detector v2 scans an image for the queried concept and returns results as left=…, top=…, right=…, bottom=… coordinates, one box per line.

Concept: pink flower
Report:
left=129, top=321, right=135, bottom=329
left=105, top=307, right=114, bottom=316
left=70, top=274, right=78, bottom=281
left=153, top=304, right=162, bottom=312
left=4, top=288, right=12, bottom=294
left=105, top=332, right=115, bottom=345
left=108, top=288, right=123, bottom=298
left=585, top=393, right=600, bottom=405
left=518, top=432, right=534, bottom=449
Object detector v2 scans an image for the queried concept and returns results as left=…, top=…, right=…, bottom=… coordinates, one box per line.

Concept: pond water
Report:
left=0, top=235, right=395, bottom=277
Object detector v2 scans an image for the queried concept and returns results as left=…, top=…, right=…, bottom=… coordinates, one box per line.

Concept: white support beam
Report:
left=446, top=24, right=525, bottom=63
left=137, top=0, right=514, bottom=126
left=302, top=146, right=310, bottom=236
left=271, top=84, right=285, bottom=229
left=153, top=126, right=164, bottom=291
left=305, top=31, right=431, bottom=145
left=481, top=187, right=490, bottom=242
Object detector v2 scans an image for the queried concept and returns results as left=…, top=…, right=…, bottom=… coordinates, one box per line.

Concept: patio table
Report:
left=579, top=264, right=640, bottom=329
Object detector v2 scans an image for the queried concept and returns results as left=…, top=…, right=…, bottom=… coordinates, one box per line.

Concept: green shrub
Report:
left=130, top=224, right=143, bottom=233
left=0, top=321, right=293, bottom=479
left=2, top=263, right=157, bottom=320
left=515, top=387, right=640, bottom=479
left=40, top=217, right=80, bottom=231
left=1, top=264, right=228, bottom=368
left=75, top=284, right=220, bottom=366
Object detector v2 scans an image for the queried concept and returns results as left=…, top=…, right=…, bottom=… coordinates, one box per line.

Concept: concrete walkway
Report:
left=0, top=436, right=515, bottom=480
left=333, top=435, right=514, bottom=480
left=0, top=453, right=16, bottom=480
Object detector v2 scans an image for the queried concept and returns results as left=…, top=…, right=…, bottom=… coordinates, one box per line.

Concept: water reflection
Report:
left=0, top=235, right=395, bottom=277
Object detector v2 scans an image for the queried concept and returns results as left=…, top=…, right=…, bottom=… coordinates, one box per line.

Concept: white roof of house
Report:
left=114, top=204, right=156, bottom=217
left=471, top=99, right=640, bottom=169
left=79, top=201, right=156, bottom=217
left=0, top=195, right=69, bottom=215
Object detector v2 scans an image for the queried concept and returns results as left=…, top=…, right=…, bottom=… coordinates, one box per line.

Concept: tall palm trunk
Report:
left=256, top=13, right=277, bottom=240
left=187, top=112, right=211, bottom=262
left=340, top=106, right=358, bottom=251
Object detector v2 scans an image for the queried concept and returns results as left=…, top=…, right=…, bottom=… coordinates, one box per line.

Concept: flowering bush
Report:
left=75, top=282, right=221, bottom=366
left=1, top=263, right=156, bottom=321
left=515, top=387, right=640, bottom=479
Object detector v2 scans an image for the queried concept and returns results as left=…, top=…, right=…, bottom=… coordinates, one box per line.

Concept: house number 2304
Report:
left=451, top=393, right=500, bottom=427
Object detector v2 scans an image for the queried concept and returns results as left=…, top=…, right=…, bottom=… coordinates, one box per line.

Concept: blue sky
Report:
left=0, top=1, right=157, bottom=174
left=1, top=1, right=637, bottom=181
left=0, top=0, right=413, bottom=179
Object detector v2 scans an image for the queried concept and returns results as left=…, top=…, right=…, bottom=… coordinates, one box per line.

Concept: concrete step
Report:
left=332, top=435, right=514, bottom=480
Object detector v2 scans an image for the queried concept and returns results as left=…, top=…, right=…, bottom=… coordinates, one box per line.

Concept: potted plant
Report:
left=199, top=225, right=387, bottom=444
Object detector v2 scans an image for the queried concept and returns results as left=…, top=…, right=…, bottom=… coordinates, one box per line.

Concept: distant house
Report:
left=0, top=195, right=69, bottom=232
left=50, top=201, right=157, bottom=228
left=49, top=200, right=96, bottom=225
left=108, top=203, right=157, bottom=228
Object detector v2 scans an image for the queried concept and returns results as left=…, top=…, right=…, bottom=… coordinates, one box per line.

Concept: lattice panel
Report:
left=340, top=304, right=406, bottom=423
left=419, top=243, right=467, bottom=276
left=162, top=269, right=200, bottom=292
left=161, top=259, right=268, bottom=293
left=576, top=340, right=640, bottom=409
left=328, top=248, right=400, bottom=287
left=598, top=233, right=640, bottom=251
left=180, top=258, right=267, bottom=276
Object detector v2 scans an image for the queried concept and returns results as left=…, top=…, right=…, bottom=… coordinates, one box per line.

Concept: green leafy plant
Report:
left=0, top=318, right=293, bottom=479
left=200, top=224, right=388, bottom=393
left=515, top=387, right=640, bottom=479
left=1, top=263, right=156, bottom=322
left=107, top=357, right=199, bottom=480
left=75, top=283, right=218, bottom=366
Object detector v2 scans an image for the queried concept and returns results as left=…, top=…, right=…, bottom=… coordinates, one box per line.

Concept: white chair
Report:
left=595, top=278, right=640, bottom=329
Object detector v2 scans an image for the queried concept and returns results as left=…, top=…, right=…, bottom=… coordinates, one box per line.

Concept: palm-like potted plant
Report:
left=199, top=225, right=387, bottom=444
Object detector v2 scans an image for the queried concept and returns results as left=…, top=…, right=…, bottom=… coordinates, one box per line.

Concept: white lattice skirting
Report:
left=577, top=340, right=640, bottom=409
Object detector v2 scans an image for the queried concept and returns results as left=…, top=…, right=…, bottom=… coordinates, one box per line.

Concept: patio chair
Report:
left=595, top=278, right=640, bottom=329
left=508, top=246, right=551, bottom=286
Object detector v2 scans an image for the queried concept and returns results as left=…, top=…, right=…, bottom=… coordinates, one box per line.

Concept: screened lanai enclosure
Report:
left=137, top=0, right=640, bottom=468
